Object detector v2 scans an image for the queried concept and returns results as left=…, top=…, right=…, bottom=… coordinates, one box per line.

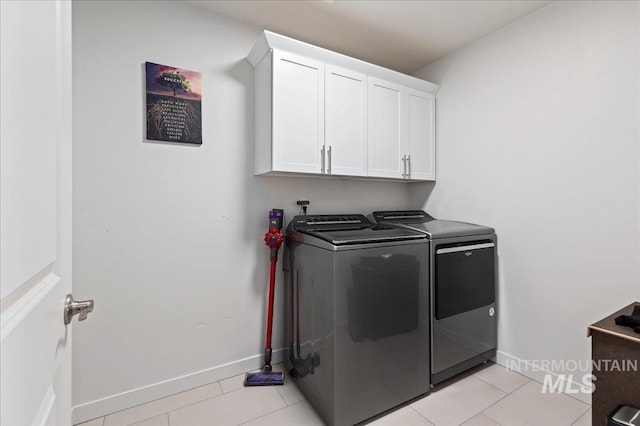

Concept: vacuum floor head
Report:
left=243, top=371, right=285, bottom=386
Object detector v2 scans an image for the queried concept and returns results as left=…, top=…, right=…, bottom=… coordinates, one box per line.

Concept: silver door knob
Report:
left=64, top=294, right=94, bottom=325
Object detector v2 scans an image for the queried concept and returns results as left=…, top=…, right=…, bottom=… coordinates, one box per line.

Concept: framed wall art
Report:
left=145, top=62, right=202, bottom=144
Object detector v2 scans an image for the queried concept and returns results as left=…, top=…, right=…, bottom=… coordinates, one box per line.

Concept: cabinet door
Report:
left=325, top=65, right=367, bottom=176
left=367, top=78, right=406, bottom=178
left=272, top=51, right=324, bottom=173
left=407, top=88, right=435, bottom=180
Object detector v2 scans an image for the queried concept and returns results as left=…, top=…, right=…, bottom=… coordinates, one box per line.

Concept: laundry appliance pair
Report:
left=284, top=210, right=496, bottom=426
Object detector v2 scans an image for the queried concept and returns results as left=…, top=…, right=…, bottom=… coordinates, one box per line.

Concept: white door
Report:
left=407, top=88, right=436, bottom=181
left=325, top=65, right=368, bottom=176
left=1, top=1, right=77, bottom=425
left=367, top=77, right=406, bottom=178
left=272, top=50, right=325, bottom=174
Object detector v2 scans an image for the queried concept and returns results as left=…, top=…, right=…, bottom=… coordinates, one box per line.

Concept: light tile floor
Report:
left=77, top=363, right=592, bottom=426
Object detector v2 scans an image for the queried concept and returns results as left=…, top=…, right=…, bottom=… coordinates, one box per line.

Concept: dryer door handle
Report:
left=436, top=242, right=495, bottom=255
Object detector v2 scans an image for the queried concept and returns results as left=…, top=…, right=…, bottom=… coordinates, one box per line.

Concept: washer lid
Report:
left=288, top=214, right=426, bottom=245
left=304, top=227, right=425, bottom=245
left=400, top=220, right=494, bottom=239
left=372, top=210, right=494, bottom=239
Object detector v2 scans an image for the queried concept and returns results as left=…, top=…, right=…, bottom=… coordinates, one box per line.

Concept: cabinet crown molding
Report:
left=247, top=30, right=439, bottom=95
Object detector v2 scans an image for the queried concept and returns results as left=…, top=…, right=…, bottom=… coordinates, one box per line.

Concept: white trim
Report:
left=496, top=350, right=591, bottom=405
left=32, top=384, right=56, bottom=426
left=72, top=348, right=287, bottom=424
left=247, top=31, right=440, bottom=95
left=0, top=273, right=60, bottom=341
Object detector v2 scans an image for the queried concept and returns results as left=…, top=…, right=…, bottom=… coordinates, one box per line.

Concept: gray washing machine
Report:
left=284, top=214, right=430, bottom=426
left=371, top=210, right=497, bottom=386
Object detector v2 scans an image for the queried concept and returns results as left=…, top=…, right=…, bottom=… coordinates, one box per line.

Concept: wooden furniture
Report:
left=247, top=31, right=438, bottom=181
left=588, top=302, right=640, bottom=425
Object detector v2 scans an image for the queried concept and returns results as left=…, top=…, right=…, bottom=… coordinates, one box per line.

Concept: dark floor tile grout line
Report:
left=160, top=372, right=294, bottom=423
left=275, top=385, right=289, bottom=407
left=440, top=375, right=510, bottom=426
left=406, top=405, right=436, bottom=426
left=125, top=411, right=172, bottom=426
left=159, top=382, right=253, bottom=421
left=177, top=385, right=288, bottom=426
left=540, top=380, right=592, bottom=406
left=462, top=382, right=517, bottom=426
left=509, top=378, right=533, bottom=394
left=408, top=374, right=512, bottom=425
left=562, top=389, right=593, bottom=406
left=458, top=412, right=503, bottom=426
left=500, top=371, right=593, bottom=407
left=274, top=385, right=298, bottom=406
left=568, top=405, right=591, bottom=426
left=236, top=399, right=307, bottom=426
left=105, top=381, right=226, bottom=426
left=410, top=387, right=509, bottom=426
left=472, top=372, right=530, bottom=395
left=475, top=380, right=591, bottom=426
left=477, top=410, right=504, bottom=426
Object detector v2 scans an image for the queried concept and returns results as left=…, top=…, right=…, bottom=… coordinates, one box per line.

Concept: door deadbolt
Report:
left=64, top=294, right=94, bottom=325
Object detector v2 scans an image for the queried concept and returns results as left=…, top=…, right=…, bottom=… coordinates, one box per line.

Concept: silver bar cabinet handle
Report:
left=401, top=155, right=407, bottom=178
left=407, top=154, right=411, bottom=179
left=327, top=146, right=332, bottom=174
left=321, top=146, right=325, bottom=174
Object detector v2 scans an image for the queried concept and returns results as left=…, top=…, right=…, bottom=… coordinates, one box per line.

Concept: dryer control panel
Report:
left=371, top=210, right=435, bottom=224
left=290, top=214, right=371, bottom=232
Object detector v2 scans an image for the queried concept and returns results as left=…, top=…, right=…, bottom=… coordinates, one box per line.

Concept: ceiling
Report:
left=190, top=0, right=552, bottom=74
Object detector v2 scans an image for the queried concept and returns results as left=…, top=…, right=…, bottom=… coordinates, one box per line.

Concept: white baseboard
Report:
left=496, top=350, right=592, bottom=405
left=72, top=348, right=287, bottom=425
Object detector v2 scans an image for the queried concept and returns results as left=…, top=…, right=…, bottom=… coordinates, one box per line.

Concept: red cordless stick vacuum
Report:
left=244, top=209, right=285, bottom=386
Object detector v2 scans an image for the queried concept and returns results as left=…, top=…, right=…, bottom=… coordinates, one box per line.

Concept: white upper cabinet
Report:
left=248, top=31, right=439, bottom=181
left=406, top=88, right=435, bottom=181
left=368, top=78, right=405, bottom=179
left=368, top=83, right=436, bottom=180
left=272, top=51, right=325, bottom=174
left=325, top=65, right=367, bottom=176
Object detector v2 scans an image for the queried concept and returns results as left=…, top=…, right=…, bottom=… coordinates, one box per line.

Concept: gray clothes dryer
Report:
left=284, top=215, right=430, bottom=426
left=371, top=211, right=497, bottom=386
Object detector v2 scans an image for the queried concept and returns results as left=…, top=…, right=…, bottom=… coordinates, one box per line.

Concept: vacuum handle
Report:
left=265, top=208, right=284, bottom=258
left=268, top=209, right=284, bottom=231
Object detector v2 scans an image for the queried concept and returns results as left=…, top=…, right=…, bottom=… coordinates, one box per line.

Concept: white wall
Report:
left=412, top=0, right=640, bottom=401
left=72, top=1, right=410, bottom=422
